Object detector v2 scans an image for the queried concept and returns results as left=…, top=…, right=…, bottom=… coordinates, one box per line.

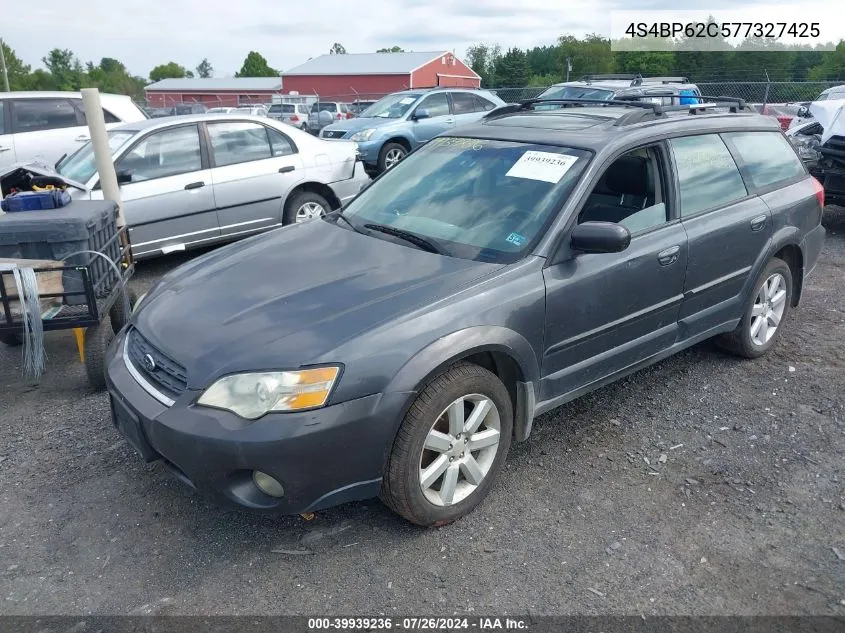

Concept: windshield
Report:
left=538, top=85, right=615, bottom=101
left=56, top=130, right=136, bottom=184
left=816, top=90, right=845, bottom=102
left=358, top=93, right=423, bottom=118
left=339, top=137, right=591, bottom=263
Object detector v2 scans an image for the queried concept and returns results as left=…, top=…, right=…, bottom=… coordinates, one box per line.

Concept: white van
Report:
left=0, top=91, right=148, bottom=170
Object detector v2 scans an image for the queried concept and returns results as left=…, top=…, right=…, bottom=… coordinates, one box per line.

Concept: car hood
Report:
left=810, top=99, right=845, bottom=144
left=134, top=219, right=502, bottom=388
left=321, top=117, right=403, bottom=135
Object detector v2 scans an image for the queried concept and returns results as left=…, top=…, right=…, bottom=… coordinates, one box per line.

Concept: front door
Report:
left=104, top=123, right=218, bottom=257
left=206, top=121, right=304, bottom=236
left=541, top=144, right=688, bottom=400
left=407, top=92, right=454, bottom=145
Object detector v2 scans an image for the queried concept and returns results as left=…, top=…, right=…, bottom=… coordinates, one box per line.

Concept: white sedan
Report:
left=54, top=114, right=369, bottom=259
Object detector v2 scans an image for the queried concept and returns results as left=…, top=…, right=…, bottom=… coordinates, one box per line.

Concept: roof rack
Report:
left=581, top=74, right=642, bottom=84
left=639, top=76, right=690, bottom=85
left=482, top=95, right=751, bottom=126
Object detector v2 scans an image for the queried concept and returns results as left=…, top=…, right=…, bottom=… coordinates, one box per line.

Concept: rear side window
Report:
left=722, top=131, right=805, bottom=190
left=451, top=93, right=477, bottom=114
left=472, top=95, right=497, bottom=111
left=11, top=98, right=79, bottom=133
left=312, top=102, right=337, bottom=113
left=669, top=134, right=748, bottom=217
left=0, top=102, right=5, bottom=134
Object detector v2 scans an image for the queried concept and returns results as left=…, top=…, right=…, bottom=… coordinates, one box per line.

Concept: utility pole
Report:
left=0, top=39, right=10, bottom=92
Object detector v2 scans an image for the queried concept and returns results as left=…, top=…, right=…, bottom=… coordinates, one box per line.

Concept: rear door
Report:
left=8, top=97, right=88, bottom=167
left=407, top=92, right=454, bottom=145
left=206, top=120, right=303, bottom=236
left=669, top=133, right=772, bottom=338
left=0, top=101, right=16, bottom=169
left=106, top=123, right=217, bottom=257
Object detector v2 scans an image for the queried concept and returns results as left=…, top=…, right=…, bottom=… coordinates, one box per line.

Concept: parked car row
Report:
left=105, top=95, right=825, bottom=527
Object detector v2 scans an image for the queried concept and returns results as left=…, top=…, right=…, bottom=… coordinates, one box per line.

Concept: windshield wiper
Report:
left=363, top=223, right=449, bottom=256
left=331, top=212, right=365, bottom=234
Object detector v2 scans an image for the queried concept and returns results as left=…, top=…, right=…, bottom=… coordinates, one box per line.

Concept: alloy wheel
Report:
left=750, top=272, right=787, bottom=346
left=384, top=148, right=405, bottom=169
left=418, top=394, right=501, bottom=506
left=295, top=202, right=326, bottom=223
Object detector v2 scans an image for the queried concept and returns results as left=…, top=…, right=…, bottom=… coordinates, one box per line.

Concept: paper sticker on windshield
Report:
left=400, top=97, right=416, bottom=105
left=506, top=151, right=578, bottom=184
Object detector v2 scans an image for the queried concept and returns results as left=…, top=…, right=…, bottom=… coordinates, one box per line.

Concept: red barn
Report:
left=281, top=51, right=481, bottom=101
left=144, top=78, right=285, bottom=108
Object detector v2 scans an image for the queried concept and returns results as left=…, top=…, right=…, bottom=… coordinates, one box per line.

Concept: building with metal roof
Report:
left=144, top=77, right=285, bottom=108
left=280, top=51, right=481, bottom=101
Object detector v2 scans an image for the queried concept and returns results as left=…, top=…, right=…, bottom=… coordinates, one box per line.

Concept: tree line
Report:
left=0, top=41, right=280, bottom=100
left=468, top=34, right=845, bottom=88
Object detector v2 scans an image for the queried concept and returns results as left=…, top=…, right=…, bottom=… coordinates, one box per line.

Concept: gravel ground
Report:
left=1, top=209, right=843, bottom=616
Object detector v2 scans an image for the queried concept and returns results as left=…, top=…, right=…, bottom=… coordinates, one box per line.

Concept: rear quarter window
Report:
left=722, top=131, right=806, bottom=190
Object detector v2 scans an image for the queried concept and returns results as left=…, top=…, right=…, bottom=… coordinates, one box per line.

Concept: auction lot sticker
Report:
left=506, top=151, right=578, bottom=183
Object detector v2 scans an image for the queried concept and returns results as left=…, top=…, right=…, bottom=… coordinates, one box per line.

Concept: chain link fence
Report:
left=488, top=81, right=841, bottom=106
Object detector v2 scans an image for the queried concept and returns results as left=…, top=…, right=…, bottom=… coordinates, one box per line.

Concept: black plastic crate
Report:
left=0, top=200, right=121, bottom=305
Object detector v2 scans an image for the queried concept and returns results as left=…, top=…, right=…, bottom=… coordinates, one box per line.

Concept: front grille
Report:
left=322, top=130, right=347, bottom=139
left=126, top=327, right=188, bottom=399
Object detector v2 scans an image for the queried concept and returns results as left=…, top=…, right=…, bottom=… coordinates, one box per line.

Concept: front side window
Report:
left=358, top=93, right=423, bottom=119
left=0, top=102, right=5, bottom=134
left=722, top=131, right=806, bottom=190
left=416, top=93, right=450, bottom=117
left=12, top=98, right=79, bottom=133
left=579, top=145, right=669, bottom=234
left=340, top=137, right=591, bottom=263
left=669, top=134, right=748, bottom=217
left=57, top=129, right=136, bottom=183
left=208, top=121, right=272, bottom=166
left=116, top=125, right=202, bottom=183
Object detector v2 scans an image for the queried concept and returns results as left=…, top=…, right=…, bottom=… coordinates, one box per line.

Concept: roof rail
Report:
left=582, top=73, right=642, bottom=84
left=613, top=95, right=751, bottom=126
left=640, top=76, right=690, bottom=84
left=481, top=97, right=663, bottom=122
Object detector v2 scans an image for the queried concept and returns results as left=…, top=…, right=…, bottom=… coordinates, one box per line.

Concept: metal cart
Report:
left=0, top=224, right=136, bottom=388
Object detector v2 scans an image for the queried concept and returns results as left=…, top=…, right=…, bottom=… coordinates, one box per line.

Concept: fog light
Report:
left=253, top=471, right=285, bottom=497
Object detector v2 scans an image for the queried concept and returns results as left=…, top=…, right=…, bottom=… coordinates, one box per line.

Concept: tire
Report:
left=377, top=142, right=407, bottom=173
left=717, top=257, right=793, bottom=359
left=84, top=321, right=115, bottom=389
left=0, top=333, right=22, bottom=347
left=381, top=362, right=513, bottom=526
left=109, top=286, right=139, bottom=334
left=283, top=191, right=331, bottom=225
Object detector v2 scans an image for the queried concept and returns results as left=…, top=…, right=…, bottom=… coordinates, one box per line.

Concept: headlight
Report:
left=350, top=129, right=376, bottom=142
left=197, top=366, right=340, bottom=419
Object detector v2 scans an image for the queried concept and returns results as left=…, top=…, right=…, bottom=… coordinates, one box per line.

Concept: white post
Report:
left=81, top=88, right=124, bottom=228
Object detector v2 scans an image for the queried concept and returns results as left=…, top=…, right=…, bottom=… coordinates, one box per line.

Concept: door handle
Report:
left=279, top=165, right=295, bottom=174
left=75, top=135, right=90, bottom=142
left=184, top=181, right=205, bottom=190
left=750, top=214, right=767, bottom=232
left=0, top=147, right=10, bottom=153
left=657, top=245, right=680, bottom=266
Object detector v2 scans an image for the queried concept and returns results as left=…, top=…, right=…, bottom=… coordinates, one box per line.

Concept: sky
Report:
left=3, top=0, right=842, bottom=78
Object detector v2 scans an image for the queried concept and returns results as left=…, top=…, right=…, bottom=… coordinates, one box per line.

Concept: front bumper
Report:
left=328, top=160, right=371, bottom=206
left=105, top=329, right=409, bottom=514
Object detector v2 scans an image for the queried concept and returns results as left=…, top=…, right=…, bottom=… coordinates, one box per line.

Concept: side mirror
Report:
left=413, top=108, right=431, bottom=120
left=116, top=169, right=133, bottom=185
left=570, top=221, right=631, bottom=254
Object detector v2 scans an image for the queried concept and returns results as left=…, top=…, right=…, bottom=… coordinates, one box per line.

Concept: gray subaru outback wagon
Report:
left=106, top=97, right=826, bottom=526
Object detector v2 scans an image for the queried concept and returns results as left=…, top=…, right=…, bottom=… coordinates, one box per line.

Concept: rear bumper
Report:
left=328, top=161, right=371, bottom=206
left=105, top=328, right=409, bottom=515
left=802, top=223, right=826, bottom=279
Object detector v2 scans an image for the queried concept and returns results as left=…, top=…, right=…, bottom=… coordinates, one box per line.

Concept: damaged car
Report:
left=787, top=99, right=845, bottom=206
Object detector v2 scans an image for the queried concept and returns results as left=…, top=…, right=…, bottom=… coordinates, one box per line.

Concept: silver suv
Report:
left=538, top=74, right=701, bottom=106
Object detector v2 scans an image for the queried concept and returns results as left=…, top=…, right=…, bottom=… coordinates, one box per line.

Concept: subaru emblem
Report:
left=142, top=353, right=156, bottom=372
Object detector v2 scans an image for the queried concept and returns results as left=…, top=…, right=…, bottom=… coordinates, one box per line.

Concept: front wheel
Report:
left=717, top=257, right=793, bottom=358
left=381, top=363, right=513, bottom=526
left=377, top=142, right=407, bottom=173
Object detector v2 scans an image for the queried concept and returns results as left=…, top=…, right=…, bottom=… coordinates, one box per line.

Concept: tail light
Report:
left=811, top=176, right=825, bottom=208
left=290, top=115, right=299, bottom=122
left=336, top=112, right=343, bottom=119
left=346, top=112, right=354, bottom=119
